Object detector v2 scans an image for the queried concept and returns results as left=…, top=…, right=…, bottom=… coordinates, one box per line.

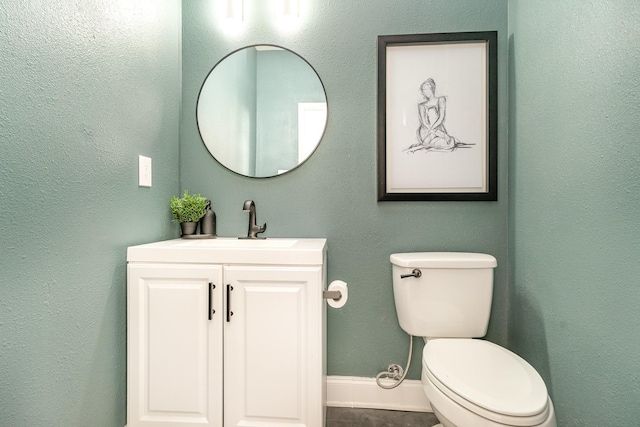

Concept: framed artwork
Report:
left=377, top=31, right=498, bottom=201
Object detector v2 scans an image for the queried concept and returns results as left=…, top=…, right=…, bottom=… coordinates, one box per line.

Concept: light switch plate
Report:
left=138, top=155, right=152, bottom=187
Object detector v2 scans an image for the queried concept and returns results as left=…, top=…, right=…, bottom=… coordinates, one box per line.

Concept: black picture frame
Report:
left=377, top=31, right=498, bottom=201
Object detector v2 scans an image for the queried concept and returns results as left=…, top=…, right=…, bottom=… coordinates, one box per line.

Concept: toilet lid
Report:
left=424, top=339, right=548, bottom=417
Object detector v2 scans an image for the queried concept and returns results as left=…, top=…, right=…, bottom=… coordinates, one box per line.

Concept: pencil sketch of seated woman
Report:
left=405, top=79, right=473, bottom=153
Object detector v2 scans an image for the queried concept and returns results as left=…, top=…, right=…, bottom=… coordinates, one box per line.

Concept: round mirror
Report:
left=197, top=45, right=328, bottom=178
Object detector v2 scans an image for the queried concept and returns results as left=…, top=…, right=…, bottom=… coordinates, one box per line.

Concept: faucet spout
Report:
left=241, top=200, right=267, bottom=239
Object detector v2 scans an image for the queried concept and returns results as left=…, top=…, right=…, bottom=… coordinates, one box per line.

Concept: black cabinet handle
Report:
left=208, top=283, right=215, bottom=320
left=226, top=284, right=234, bottom=322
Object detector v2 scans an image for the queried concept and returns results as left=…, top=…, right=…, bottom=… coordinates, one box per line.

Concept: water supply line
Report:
left=375, top=334, right=414, bottom=389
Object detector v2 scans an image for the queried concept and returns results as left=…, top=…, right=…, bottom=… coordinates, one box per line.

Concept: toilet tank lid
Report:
left=390, top=252, right=497, bottom=268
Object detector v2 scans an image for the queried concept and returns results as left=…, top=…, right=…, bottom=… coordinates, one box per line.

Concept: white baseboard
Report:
left=326, top=376, right=432, bottom=413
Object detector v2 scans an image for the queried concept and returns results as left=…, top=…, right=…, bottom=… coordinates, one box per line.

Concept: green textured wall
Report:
left=0, top=0, right=181, bottom=425
left=508, top=1, right=640, bottom=424
left=182, top=0, right=509, bottom=379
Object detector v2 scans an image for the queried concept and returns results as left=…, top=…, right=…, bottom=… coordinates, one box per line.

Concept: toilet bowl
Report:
left=422, top=339, right=556, bottom=427
left=390, top=252, right=557, bottom=427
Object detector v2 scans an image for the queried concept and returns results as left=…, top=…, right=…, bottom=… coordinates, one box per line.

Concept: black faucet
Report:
left=240, top=200, right=267, bottom=239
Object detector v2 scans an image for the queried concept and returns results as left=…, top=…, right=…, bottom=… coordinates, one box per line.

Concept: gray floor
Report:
left=326, top=407, right=440, bottom=427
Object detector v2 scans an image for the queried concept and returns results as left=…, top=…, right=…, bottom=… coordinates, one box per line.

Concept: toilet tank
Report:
left=391, top=252, right=497, bottom=338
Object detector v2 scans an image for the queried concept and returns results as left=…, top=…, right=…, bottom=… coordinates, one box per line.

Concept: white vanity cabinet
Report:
left=126, top=238, right=327, bottom=427
left=127, top=263, right=223, bottom=427
left=223, top=265, right=324, bottom=426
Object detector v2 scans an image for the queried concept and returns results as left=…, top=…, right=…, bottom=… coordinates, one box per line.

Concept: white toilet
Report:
left=391, top=252, right=556, bottom=427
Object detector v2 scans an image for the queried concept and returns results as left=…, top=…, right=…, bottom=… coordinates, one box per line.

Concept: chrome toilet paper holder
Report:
left=323, top=290, right=342, bottom=301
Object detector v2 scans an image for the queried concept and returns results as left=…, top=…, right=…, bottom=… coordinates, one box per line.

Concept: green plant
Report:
left=170, top=190, right=209, bottom=223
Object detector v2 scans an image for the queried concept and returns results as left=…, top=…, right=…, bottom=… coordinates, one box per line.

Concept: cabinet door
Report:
left=223, top=266, right=324, bottom=427
left=128, top=264, right=223, bottom=427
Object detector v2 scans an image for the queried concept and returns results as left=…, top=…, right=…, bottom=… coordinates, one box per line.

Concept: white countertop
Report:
left=127, top=237, right=327, bottom=265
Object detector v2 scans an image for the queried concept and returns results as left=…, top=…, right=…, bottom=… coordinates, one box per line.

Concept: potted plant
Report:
left=170, top=190, right=209, bottom=236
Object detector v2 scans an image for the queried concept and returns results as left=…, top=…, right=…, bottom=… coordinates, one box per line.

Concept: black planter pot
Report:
left=180, top=221, right=198, bottom=236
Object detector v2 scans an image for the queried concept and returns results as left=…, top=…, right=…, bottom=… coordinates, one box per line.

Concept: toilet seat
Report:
left=423, top=339, right=551, bottom=426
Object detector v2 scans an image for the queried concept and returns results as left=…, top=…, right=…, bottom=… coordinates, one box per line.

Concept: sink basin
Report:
left=127, top=237, right=326, bottom=265
left=175, top=238, right=298, bottom=249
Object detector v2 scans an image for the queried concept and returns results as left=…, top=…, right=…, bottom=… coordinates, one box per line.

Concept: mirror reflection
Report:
left=197, top=45, right=328, bottom=178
